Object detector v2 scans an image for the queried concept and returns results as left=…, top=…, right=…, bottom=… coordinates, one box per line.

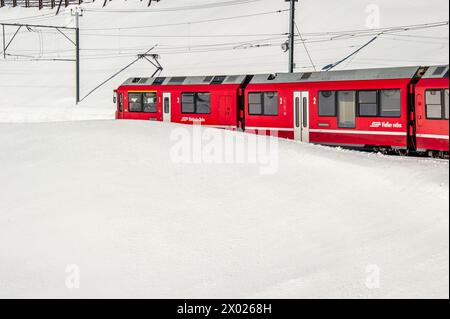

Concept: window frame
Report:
left=142, top=92, right=158, bottom=114
left=425, top=89, right=449, bottom=120
left=337, top=90, right=357, bottom=129
left=181, top=92, right=211, bottom=114
left=128, top=91, right=158, bottom=113
left=128, top=92, right=144, bottom=113
left=318, top=91, right=337, bottom=117
left=319, top=89, right=402, bottom=119
left=357, top=90, right=379, bottom=117
left=248, top=91, right=279, bottom=116
left=379, top=89, right=402, bottom=118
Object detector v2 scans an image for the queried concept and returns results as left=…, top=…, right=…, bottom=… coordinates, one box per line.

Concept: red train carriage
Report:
left=114, top=65, right=449, bottom=157
left=244, top=67, right=421, bottom=153
left=115, top=75, right=249, bottom=129
left=413, top=65, right=449, bottom=156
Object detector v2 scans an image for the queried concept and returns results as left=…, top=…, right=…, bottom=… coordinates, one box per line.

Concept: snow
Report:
left=0, top=121, right=448, bottom=298
left=0, top=0, right=449, bottom=298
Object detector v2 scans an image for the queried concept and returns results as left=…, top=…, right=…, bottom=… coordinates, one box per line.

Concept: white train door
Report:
left=163, top=92, right=171, bottom=122
left=293, top=91, right=310, bottom=142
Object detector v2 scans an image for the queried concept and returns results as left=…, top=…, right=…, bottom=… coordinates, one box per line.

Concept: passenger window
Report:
left=248, top=93, right=263, bottom=115
left=302, top=97, right=308, bottom=128
left=358, top=91, right=378, bottom=116
left=196, top=93, right=211, bottom=114
left=181, top=93, right=196, bottom=113
left=164, top=97, right=170, bottom=114
left=181, top=93, right=211, bottom=114
left=263, top=92, right=279, bottom=115
left=318, top=91, right=336, bottom=116
left=445, top=90, right=449, bottom=120
left=119, top=93, right=123, bottom=112
left=426, top=90, right=443, bottom=119
left=248, top=92, right=279, bottom=116
left=143, top=92, right=157, bottom=113
left=380, top=90, right=401, bottom=117
left=338, top=91, right=356, bottom=128
left=128, top=93, right=142, bottom=112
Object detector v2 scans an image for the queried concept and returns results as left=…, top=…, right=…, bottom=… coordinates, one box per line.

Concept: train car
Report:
left=115, top=75, right=249, bottom=130
left=114, top=65, right=449, bottom=158
left=413, top=65, right=449, bottom=157
left=244, top=67, right=422, bottom=153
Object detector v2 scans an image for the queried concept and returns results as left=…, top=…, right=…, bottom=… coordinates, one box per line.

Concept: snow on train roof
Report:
left=249, top=66, right=422, bottom=84
left=121, top=75, right=247, bottom=86
left=422, top=65, right=449, bottom=79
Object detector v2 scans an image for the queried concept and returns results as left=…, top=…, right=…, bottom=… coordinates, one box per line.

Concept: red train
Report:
left=114, top=65, right=449, bottom=157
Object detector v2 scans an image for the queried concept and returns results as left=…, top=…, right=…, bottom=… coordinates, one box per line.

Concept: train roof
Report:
left=120, top=65, right=449, bottom=87
left=422, top=65, right=449, bottom=79
left=121, top=74, right=248, bottom=86
left=249, top=66, right=422, bottom=84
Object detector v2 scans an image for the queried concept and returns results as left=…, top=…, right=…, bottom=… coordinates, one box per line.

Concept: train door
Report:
left=220, top=95, right=233, bottom=126
left=163, top=92, right=171, bottom=122
left=116, top=92, right=124, bottom=119
left=293, top=91, right=310, bottom=142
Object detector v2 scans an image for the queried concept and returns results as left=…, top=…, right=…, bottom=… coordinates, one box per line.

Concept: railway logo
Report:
left=370, top=121, right=403, bottom=129
left=181, top=117, right=206, bottom=123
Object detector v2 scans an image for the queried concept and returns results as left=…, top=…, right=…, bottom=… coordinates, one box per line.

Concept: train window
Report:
left=128, top=93, right=143, bottom=112
left=164, top=97, right=170, bottom=114
left=119, top=93, right=123, bottom=112
left=181, top=93, right=196, bottom=113
left=338, top=91, right=356, bottom=128
left=302, top=97, right=308, bottom=128
left=264, top=92, right=279, bottom=115
left=380, top=90, right=401, bottom=117
left=196, top=93, right=211, bottom=114
left=181, top=93, right=211, bottom=114
left=318, top=91, right=336, bottom=116
left=143, top=92, right=157, bottom=113
left=358, top=91, right=378, bottom=116
left=248, top=93, right=263, bottom=115
left=426, top=90, right=443, bottom=119
left=248, top=92, right=279, bottom=116
left=445, top=90, right=449, bottom=120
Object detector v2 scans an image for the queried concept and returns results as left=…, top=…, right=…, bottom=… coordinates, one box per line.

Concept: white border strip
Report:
left=416, top=134, right=449, bottom=140
left=245, top=126, right=294, bottom=132
left=310, top=129, right=407, bottom=136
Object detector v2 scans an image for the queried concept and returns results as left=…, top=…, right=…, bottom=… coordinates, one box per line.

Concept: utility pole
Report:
left=286, top=0, right=298, bottom=73
left=2, top=24, right=5, bottom=59
left=71, top=7, right=83, bottom=104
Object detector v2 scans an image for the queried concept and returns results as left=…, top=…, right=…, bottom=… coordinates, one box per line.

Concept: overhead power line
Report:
left=82, top=9, right=289, bottom=31
left=84, top=0, right=267, bottom=13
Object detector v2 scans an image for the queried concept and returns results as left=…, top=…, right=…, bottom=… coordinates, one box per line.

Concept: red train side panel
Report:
left=244, top=67, right=420, bottom=150
left=414, top=66, right=449, bottom=154
left=115, top=75, right=247, bottom=130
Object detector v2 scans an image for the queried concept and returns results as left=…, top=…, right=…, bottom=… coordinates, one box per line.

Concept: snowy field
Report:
left=0, top=121, right=448, bottom=298
left=0, top=0, right=449, bottom=299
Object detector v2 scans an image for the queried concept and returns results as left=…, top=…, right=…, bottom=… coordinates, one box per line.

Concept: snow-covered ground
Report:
left=0, top=0, right=448, bottom=299
left=0, top=121, right=448, bottom=298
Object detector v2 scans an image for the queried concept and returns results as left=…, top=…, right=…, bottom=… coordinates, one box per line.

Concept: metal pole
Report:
left=2, top=24, right=5, bottom=59
left=72, top=8, right=82, bottom=104
left=288, top=0, right=296, bottom=73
